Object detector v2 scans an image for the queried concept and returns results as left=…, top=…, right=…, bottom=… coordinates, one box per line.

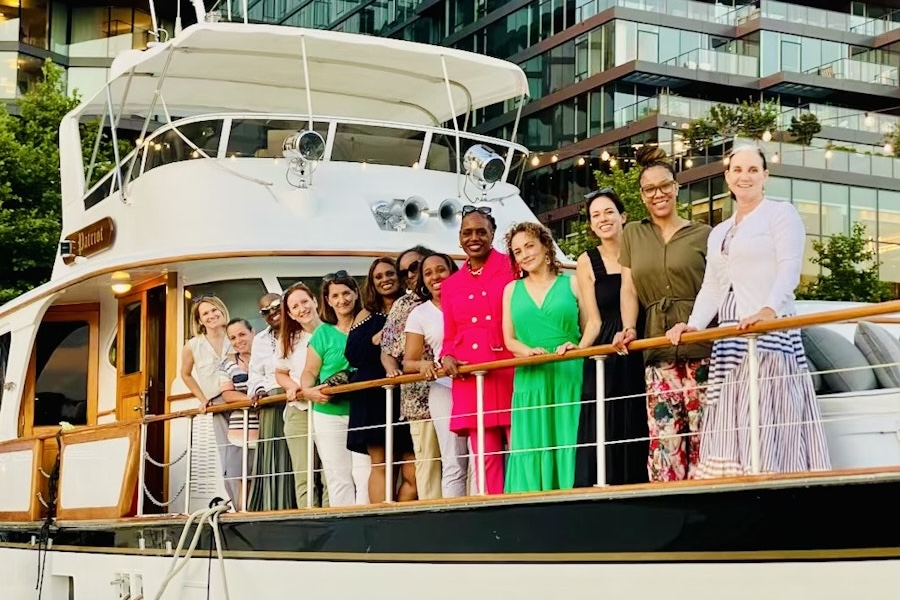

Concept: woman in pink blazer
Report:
left=441, top=206, right=516, bottom=494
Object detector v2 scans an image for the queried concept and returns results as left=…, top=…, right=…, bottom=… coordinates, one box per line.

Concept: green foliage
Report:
left=558, top=164, right=645, bottom=259
left=0, top=60, right=128, bottom=304
left=788, top=112, right=821, bottom=146
left=796, top=222, right=894, bottom=303
left=884, top=122, right=900, bottom=157
left=683, top=100, right=779, bottom=151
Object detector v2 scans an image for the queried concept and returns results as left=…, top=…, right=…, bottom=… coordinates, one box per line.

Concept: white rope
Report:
left=144, top=447, right=188, bottom=468
left=152, top=501, right=231, bottom=600
left=142, top=482, right=187, bottom=508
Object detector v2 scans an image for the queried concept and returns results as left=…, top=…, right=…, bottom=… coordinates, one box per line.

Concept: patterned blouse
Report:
left=381, top=291, right=432, bottom=420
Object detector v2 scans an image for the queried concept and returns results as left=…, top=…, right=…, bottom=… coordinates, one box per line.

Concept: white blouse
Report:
left=688, top=199, right=805, bottom=329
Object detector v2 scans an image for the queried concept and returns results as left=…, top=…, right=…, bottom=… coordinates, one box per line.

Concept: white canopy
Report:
left=70, top=23, right=529, bottom=125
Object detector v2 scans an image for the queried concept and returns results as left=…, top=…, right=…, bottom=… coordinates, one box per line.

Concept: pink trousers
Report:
left=468, top=426, right=510, bottom=495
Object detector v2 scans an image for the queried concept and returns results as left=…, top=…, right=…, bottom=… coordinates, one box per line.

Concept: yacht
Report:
left=0, top=9, right=898, bottom=600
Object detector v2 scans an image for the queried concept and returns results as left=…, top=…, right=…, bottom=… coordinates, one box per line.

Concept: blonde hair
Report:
left=190, top=296, right=230, bottom=337
left=504, top=221, right=562, bottom=277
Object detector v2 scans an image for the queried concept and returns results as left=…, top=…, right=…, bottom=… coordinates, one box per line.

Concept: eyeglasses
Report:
left=400, top=260, right=420, bottom=278
left=323, top=270, right=350, bottom=282
left=461, top=205, right=492, bottom=216
left=259, top=298, right=282, bottom=316
left=640, top=180, right=677, bottom=197
left=584, top=187, right=615, bottom=201
left=721, top=225, right=737, bottom=256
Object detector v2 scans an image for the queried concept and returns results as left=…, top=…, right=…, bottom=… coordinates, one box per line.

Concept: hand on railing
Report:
left=738, top=307, right=777, bottom=330
left=612, top=327, right=637, bottom=355
left=665, top=322, right=696, bottom=345
left=302, top=384, right=330, bottom=404
left=441, top=355, right=465, bottom=378
left=556, top=342, right=577, bottom=356
left=417, top=360, right=439, bottom=381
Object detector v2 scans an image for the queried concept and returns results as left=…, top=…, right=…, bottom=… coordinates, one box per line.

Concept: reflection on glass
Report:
left=184, top=279, right=268, bottom=342
left=143, top=120, right=223, bottom=174
left=123, top=301, right=142, bottom=375
left=34, top=321, right=90, bottom=427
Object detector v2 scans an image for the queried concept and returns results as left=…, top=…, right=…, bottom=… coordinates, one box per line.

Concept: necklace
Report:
left=466, top=259, right=485, bottom=277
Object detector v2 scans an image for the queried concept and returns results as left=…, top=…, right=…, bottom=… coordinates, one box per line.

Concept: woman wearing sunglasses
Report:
left=345, top=257, right=416, bottom=503
left=440, top=205, right=516, bottom=495
left=218, top=317, right=259, bottom=511
left=300, top=271, right=370, bottom=506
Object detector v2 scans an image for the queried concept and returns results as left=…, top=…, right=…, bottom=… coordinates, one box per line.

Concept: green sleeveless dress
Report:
left=505, top=275, right=583, bottom=493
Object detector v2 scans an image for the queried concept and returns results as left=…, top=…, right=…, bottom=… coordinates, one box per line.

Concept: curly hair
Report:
left=635, top=145, right=676, bottom=185
left=504, top=221, right=561, bottom=277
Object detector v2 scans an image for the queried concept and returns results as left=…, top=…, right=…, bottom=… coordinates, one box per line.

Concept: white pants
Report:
left=429, top=384, right=469, bottom=498
left=312, top=411, right=370, bottom=506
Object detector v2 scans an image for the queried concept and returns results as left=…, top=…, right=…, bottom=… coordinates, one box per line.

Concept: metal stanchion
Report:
left=747, top=335, right=761, bottom=474
left=306, top=407, right=315, bottom=509
left=593, top=356, right=608, bottom=487
left=137, top=421, right=148, bottom=516
left=474, top=370, right=487, bottom=496
left=240, top=408, right=249, bottom=512
left=184, top=415, right=193, bottom=514
left=384, top=384, right=395, bottom=503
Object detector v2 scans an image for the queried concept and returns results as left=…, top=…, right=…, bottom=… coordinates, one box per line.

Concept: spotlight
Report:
left=464, top=144, right=505, bottom=185
left=600, top=150, right=610, bottom=162
left=762, top=130, right=772, bottom=142
left=282, top=130, right=326, bottom=161
left=111, top=271, right=132, bottom=295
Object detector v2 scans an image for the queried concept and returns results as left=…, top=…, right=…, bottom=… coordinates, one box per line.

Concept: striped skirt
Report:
left=695, top=291, right=831, bottom=479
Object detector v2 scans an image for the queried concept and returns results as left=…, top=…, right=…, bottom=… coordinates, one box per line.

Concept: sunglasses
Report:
left=585, top=187, right=615, bottom=201
left=190, top=294, right=216, bottom=305
left=400, top=260, right=420, bottom=278
left=259, top=298, right=282, bottom=316
left=323, top=270, right=350, bottom=282
left=461, top=205, right=492, bottom=216
left=232, top=372, right=249, bottom=384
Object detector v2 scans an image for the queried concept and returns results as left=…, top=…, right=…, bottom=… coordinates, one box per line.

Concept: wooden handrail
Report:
left=148, top=299, right=900, bottom=425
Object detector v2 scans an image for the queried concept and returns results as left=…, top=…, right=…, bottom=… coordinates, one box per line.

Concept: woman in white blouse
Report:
left=275, top=282, right=323, bottom=507
left=666, top=145, right=830, bottom=478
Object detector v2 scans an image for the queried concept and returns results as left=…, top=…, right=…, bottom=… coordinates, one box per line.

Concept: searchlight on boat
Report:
left=464, top=144, right=505, bottom=186
left=282, top=130, right=326, bottom=188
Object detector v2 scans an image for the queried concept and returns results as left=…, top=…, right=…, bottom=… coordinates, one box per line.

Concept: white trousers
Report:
left=312, top=411, right=371, bottom=506
left=429, top=384, right=469, bottom=498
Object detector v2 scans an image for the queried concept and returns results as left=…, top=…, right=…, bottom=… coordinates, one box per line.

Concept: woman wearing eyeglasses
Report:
left=665, top=146, right=829, bottom=478
left=218, top=318, right=259, bottom=511
left=345, top=257, right=417, bottom=503
left=611, top=146, right=711, bottom=482
left=441, top=205, right=516, bottom=495
left=300, top=272, right=370, bottom=507
left=180, top=296, right=239, bottom=502
left=275, top=282, right=323, bottom=507
left=574, top=189, right=649, bottom=487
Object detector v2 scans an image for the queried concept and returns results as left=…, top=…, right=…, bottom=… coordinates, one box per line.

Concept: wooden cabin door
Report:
left=116, top=282, right=168, bottom=513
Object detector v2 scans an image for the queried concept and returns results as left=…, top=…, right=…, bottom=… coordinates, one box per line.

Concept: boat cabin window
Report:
left=143, top=120, right=224, bottom=175
left=33, top=321, right=90, bottom=427
left=277, top=274, right=365, bottom=301
left=227, top=119, right=329, bottom=158
left=122, top=300, right=142, bottom=375
left=427, top=132, right=506, bottom=175
left=332, top=124, right=425, bottom=167
left=83, top=160, right=132, bottom=210
left=184, top=279, right=268, bottom=340
left=0, top=332, right=9, bottom=411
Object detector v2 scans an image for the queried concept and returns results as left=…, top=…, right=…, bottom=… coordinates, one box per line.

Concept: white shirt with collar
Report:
left=688, top=198, right=805, bottom=330
left=248, top=326, right=279, bottom=397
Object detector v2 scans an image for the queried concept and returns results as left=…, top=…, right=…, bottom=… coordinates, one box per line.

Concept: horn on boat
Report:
left=438, top=197, right=462, bottom=226
left=402, top=196, right=430, bottom=227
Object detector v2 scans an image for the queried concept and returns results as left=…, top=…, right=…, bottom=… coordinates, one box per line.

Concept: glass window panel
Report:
left=21, top=0, right=48, bottom=48
left=332, top=123, right=424, bottom=167
left=0, top=52, right=16, bottom=99
left=877, top=191, right=900, bottom=249
left=0, top=332, right=10, bottom=411
left=122, top=301, right=141, bottom=375
left=767, top=175, right=791, bottom=204
left=0, top=3, right=18, bottom=43
left=66, top=66, right=108, bottom=99
left=71, top=7, right=110, bottom=57
left=615, top=21, right=635, bottom=65
left=850, top=186, right=878, bottom=240
left=144, top=120, right=224, bottom=174
left=792, top=179, right=820, bottom=235
left=760, top=32, right=779, bottom=76
left=185, top=279, right=268, bottom=341
left=878, top=242, right=900, bottom=285
left=50, top=2, right=67, bottom=54
left=133, top=9, right=153, bottom=49
left=34, top=321, right=90, bottom=427
left=821, top=183, right=849, bottom=236
left=227, top=119, right=328, bottom=159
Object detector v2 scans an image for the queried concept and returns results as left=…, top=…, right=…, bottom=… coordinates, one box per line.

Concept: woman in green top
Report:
left=301, top=271, right=370, bottom=507
left=612, top=146, right=712, bottom=482
left=502, top=222, right=599, bottom=492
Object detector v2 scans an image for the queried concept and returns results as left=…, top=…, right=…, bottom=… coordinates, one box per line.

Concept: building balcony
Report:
left=804, top=58, right=899, bottom=88
left=662, top=48, right=758, bottom=78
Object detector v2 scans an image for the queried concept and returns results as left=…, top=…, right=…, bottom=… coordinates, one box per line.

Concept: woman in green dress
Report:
left=502, top=222, right=600, bottom=493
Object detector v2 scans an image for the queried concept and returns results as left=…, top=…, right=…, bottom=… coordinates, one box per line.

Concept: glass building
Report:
left=4, top=0, right=900, bottom=283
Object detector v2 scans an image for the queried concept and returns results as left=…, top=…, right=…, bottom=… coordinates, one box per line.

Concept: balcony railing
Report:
left=805, top=58, right=899, bottom=87
left=574, top=0, right=756, bottom=26
left=663, top=48, right=759, bottom=78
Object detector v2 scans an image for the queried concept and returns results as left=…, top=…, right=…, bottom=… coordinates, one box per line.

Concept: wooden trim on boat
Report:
left=0, top=438, right=43, bottom=522
left=156, top=299, right=900, bottom=420
left=56, top=422, right=140, bottom=521
left=96, top=408, right=117, bottom=419
left=0, top=250, right=468, bottom=322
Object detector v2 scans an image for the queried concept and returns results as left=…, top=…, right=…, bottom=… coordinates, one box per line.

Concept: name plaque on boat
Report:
left=62, top=217, right=116, bottom=264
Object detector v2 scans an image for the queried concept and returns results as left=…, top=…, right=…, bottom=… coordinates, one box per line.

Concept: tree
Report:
left=796, top=222, right=894, bottom=302
left=558, top=164, right=645, bottom=259
left=0, top=61, right=126, bottom=304
left=884, top=121, right=900, bottom=157
left=788, top=112, right=821, bottom=146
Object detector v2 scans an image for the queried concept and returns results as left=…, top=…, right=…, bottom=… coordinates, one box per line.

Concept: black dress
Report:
left=575, top=247, right=649, bottom=486
left=345, top=312, right=414, bottom=455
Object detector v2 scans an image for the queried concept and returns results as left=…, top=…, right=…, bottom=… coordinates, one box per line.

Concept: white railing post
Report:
left=306, top=408, right=315, bottom=509
left=184, top=415, right=193, bottom=515
left=593, top=356, right=607, bottom=487
left=137, top=421, right=148, bottom=516
left=747, top=335, right=761, bottom=474
left=474, top=370, right=487, bottom=496
left=240, top=408, right=249, bottom=512
left=384, top=385, right=395, bottom=503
